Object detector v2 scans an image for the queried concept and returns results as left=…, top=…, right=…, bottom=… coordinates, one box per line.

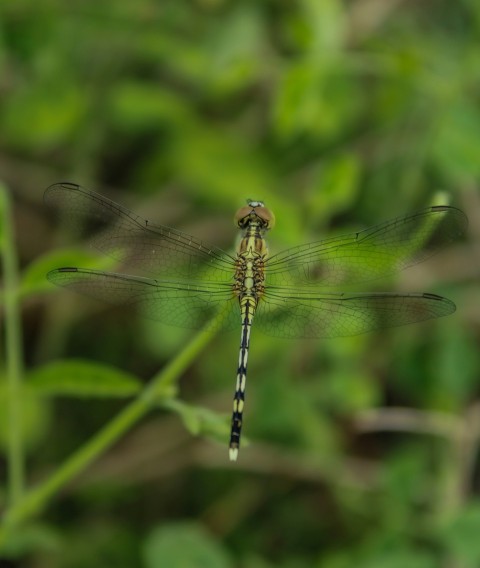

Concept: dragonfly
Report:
left=45, top=183, right=467, bottom=461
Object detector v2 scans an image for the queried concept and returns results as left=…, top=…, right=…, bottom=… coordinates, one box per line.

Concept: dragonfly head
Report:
left=234, top=200, right=276, bottom=231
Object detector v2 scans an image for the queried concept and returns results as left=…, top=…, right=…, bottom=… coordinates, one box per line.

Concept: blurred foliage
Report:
left=0, top=0, right=479, bottom=566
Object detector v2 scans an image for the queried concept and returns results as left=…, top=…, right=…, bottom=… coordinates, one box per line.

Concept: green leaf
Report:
left=361, top=550, right=436, bottom=568
left=20, top=249, right=116, bottom=298
left=1, top=82, right=86, bottom=151
left=109, top=82, right=192, bottom=131
left=27, top=359, right=142, bottom=398
left=301, top=0, right=346, bottom=52
left=0, top=380, right=52, bottom=452
left=442, top=502, right=480, bottom=566
left=202, top=5, right=263, bottom=96
left=272, top=59, right=360, bottom=141
left=306, top=153, right=361, bottom=225
left=164, top=399, right=229, bottom=443
left=142, top=523, right=233, bottom=568
left=0, top=522, right=60, bottom=559
left=432, top=100, right=480, bottom=183
left=168, top=122, right=273, bottom=203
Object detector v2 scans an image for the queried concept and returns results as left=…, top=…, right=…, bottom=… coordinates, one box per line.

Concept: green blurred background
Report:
left=1, top=0, right=480, bottom=566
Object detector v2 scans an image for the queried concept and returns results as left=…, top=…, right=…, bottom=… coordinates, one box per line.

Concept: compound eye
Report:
left=254, top=206, right=275, bottom=229
left=234, top=206, right=254, bottom=227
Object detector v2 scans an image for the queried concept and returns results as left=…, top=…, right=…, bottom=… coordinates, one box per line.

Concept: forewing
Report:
left=44, top=183, right=235, bottom=281
left=266, top=206, right=467, bottom=288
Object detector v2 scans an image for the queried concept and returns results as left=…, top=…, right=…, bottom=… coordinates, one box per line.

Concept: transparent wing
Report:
left=255, top=288, right=455, bottom=338
left=48, top=268, right=240, bottom=332
left=266, top=206, right=467, bottom=288
left=45, top=186, right=464, bottom=339
left=44, top=183, right=236, bottom=281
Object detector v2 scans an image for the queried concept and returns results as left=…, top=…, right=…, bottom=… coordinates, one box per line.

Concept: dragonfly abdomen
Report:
left=229, top=296, right=256, bottom=461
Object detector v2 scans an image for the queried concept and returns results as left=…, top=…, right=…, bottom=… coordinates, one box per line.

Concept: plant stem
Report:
left=1, top=309, right=227, bottom=534
left=0, top=185, right=25, bottom=505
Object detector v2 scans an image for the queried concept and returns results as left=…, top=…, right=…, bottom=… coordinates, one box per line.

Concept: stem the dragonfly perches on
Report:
left=1, top=304, right=229, bottom=535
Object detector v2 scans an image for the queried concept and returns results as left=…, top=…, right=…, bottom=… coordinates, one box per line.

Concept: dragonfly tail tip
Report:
left=229, top=447, right=238, bottom=462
